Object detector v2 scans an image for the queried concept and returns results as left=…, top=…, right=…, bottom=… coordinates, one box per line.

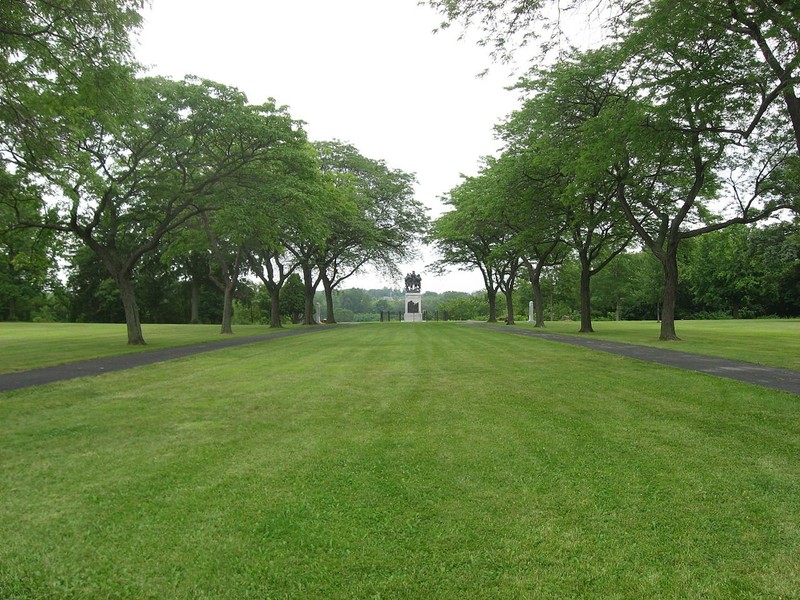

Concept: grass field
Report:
left=1, top=318, right=798, bottom=374
left=1, top=323, right=798, bottom=598
left=512, top=319, right=800, bottom=371
left=0, top=322, right=273, bottom=374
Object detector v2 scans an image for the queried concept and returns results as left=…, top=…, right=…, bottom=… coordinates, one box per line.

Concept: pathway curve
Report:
left=465, top=323, right=800, bottom=396
left=0, top=327, right=334, bottom=393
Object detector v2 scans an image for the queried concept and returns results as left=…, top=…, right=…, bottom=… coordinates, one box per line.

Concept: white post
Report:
left=528, top=301, right=535, bottom=323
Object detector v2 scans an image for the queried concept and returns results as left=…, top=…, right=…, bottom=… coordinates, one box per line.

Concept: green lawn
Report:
left=509, top=319, right=800, bottom=371
left=2, top=318, right=798, bottom=375
left=0, top=322, right=277, bottom=374
left=1, top=323, right=798, bottom=598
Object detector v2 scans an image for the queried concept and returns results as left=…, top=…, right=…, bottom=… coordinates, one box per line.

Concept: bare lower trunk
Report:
left=269, top=287, right=282, bottom=329
left=659, top=248, right=680, bottom=341
left=505, top=291, right=515, bottom=325
left=533, top=280, right=545, bottom=327
left=189, top=278, right=200, bottom=324
left=221, top=284, right=234, bottom=334
left=117, top=273, right=146, bottom=345
left=487, top=289, right=498, bottom=323
left=322, top=277, right=336, bottom=324
left=579, top=255, right=594, bottom=333
left=301, top=264, right=316, bottom=325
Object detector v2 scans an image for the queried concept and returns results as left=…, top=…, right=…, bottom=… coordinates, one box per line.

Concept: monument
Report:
left=404, top=271, right=422, bottom=322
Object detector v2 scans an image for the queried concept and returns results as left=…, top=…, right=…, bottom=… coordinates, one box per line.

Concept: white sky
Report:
left=134, top=0, right=521, bottom=293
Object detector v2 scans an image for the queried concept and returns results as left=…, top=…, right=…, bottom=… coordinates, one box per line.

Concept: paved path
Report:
left=466, top=323, right=800, bottom=396
left=3, top=323, right=798, bottom=396
left=0, top=327, right=334, bottom=393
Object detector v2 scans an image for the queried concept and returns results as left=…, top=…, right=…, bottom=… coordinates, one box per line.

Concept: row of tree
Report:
left=19, top=217, right=792, bottom=326
left=426, top=0, right=800, bottom=339
left=1, top=1, right=428, bottom=343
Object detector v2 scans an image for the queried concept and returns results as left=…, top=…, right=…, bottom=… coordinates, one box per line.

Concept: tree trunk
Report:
left=269, top=287, right=282, bottom=329
left=301, top=264, right=316, bottom=325
left=532, top=278, right=545, bottom=327
left=189, top=278, right=201, bottom=324
left=487, top=289, right=498, bottom=323
left=578, top=253, right=594, bottom=333
left=505, top=291, right=515, bottom=325
left=220, top=283, right=235, bottom=334
left=524, top=260, right=547, bottom=328
left=659, top=247, right=680, bottom=341
left=116, top=272, right=146, bottom=345
left=322, top=276, right=336, bottom=324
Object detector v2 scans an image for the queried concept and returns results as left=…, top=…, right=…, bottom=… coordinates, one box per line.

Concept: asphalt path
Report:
left=0, top=326, right=334, bottom=393
left=2, top=323, right=798, bottom=396
left=466, top=323, right=800, bottom=396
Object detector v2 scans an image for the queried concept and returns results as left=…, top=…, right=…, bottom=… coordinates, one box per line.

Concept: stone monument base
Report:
left=404, top=292, right=422, bottom=322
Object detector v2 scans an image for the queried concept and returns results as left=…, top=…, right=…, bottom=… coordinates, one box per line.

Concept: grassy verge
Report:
left=0, top=322, right=287, bottom=374
left=1, top=323, right=798, bottom=598
left=507, top=318, right=800, bottom=371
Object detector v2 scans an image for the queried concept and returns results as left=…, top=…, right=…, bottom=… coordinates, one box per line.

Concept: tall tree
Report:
left=203, top=136, right=320, bottom=332
left=313, top=141, right=427, bottom=324
left=7, top=76, right=302, bottom=344
left=612, top=21, right=796, bottom=338
left=0, top=174, right=60, bottom=321
left=490, top=143, right=570, bottom=328
left=429, top=173, right=508, bottom=322
left=279, top=273, right=306, bottom=324
left=500, top=49, right=634, bottom=332
left=248, top=248, right=297, bottom=329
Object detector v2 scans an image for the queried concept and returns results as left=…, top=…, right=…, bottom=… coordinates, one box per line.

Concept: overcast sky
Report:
left=135, top=0, right=522, bottom=293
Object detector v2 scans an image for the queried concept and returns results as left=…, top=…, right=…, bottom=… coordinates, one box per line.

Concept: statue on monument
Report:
left=404, top=271, right=421, bottom=293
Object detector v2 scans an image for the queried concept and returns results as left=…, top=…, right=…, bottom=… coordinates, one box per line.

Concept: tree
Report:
left=249, top=248, right=297, bottom=329
left=683, top=225, right=759, bottom=318
left=215, top=140, right=324, bottom=333
left=682, top=222, right=800, bottom=318
left=202, top=211, right=246, bottom=334
left=613, top=21, right=795, bottom=338
left=279, top=273, right=306, bottom=324
left=748, top=221, right=800, bottom=316
left=439, top=293, right=487, bottom=320
left=488, top=141, right=570, bottom=328
left=0, top=174, right=60, bottom=321
left=171, top=248, right=214, bottom=325
left=313, top=141, right=427, bottom=324
left=499, top=49, right=635, bottom=332
left=7, top=76, right=303, bottom=344
left=2, top=2, right=145, bottom=323
left=429, top=0, right=800, bottom=339
left=429, top=173, right=509, bottom=323
left=338, top=288, right=376, bottom=315
left=66, top=246, right=124, bottom=322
